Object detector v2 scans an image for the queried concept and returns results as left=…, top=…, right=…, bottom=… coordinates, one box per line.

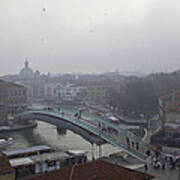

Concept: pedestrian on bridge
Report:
left=126, top=137, right=130, bottom=148
left=132, top=141, right=135, bottom=148
left=136, top=142, right=139, bottom=151
left=155, top=150, right=160, bottom=159
left=74, top=113, right=78, bottom=117
left=98, top=123, right=101, bottom=129
left=154, top=160, right=161, bottom=169
left=144, top=164, right=148, bottom=171
left=146, top=150, right=151, bottom=157
left=162, top=161, right=166, bottom=170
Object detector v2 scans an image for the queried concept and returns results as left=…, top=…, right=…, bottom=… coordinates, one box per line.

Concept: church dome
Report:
left=20, top=60, right=34, bottom=79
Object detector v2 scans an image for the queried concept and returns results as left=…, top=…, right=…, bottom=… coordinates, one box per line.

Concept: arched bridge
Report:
left=18, top=107, right=157, bottom=162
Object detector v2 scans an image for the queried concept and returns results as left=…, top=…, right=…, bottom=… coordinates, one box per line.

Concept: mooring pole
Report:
left=99, top=145, right=102, bottom=158
left=91, top=143, right=95, bottom=161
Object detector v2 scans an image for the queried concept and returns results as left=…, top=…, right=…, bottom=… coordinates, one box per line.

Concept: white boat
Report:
left=0, top=138, right=13, bottom=148
left=105, top=113, right=119, bottom=123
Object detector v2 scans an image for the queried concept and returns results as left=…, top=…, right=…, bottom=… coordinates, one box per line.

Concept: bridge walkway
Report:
left=22, top=107, right=163, bottom=162
left=53, top=108, right=155, bottom=154
left=52, top=108, right=150, bottom=161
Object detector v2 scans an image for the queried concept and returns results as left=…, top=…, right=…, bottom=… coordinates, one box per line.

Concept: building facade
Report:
left=44, top=82, right=86, bottom=104
left=0, top=80, right=27, bottom=125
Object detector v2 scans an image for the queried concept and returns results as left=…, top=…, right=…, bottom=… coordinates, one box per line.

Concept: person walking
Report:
left=132, top=141, right=134, bottom=148
left=136, top=142, right=139, bottom=151
left=146, top=150, right=151, bottom=157
left=144, top=164, right=148, bottom=171
left=126, top=137, right=130, bottom=148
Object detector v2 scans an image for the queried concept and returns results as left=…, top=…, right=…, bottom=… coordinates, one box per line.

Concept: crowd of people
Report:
left=125, top=135, right=179, bottom=172
left=144, top=149, right=178, bottom=171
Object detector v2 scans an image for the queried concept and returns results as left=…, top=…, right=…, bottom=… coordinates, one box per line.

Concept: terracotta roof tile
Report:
left=0, top=155, right=15, bottom=174
left=27, top=160, right=154, bottom=180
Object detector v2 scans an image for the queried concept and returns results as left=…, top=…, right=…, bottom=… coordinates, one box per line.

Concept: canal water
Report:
left=1, top=121, right=120, bottom=159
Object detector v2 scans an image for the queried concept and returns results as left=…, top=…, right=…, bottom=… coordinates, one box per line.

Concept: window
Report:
left=23, top=90, right=26, bottom=95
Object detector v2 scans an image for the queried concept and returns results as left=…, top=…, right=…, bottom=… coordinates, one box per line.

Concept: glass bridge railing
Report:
left=22, top=109, right=148, bottom=162
left=25, top=107, right=159, bottom=158
left=52, top=107, right=151, bottom=153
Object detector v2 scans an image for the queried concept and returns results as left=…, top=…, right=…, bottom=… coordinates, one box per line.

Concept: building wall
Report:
left=33, top=81, right=45, bottom=100
left=55, top=84, right=86, bottom=103
left=0, top=106, right=7, bottom=125
left=44, top=82, right=86, bottom=103
left=16, top=80, right=34, bottom=104
left=0, top=82, right=8, bottom=125
left=6, top=86, right=27, bottom=115
left=0, top=81, right=27, bottom=125
left=166, top=112, right=180, bottom=124
left=44, top=82, right=57, bottom=100
left=85, top=85, right=107, bottom=103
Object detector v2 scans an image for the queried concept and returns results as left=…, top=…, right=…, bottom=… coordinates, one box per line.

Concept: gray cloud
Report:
left=0, top=0, right=180, bottom=75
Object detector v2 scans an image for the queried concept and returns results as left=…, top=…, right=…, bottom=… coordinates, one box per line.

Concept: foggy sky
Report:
left=0, top=0, right=180, bottom=75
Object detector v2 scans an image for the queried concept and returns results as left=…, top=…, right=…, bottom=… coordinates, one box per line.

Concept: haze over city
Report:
left=1, top=1, right=180, bottom=179
left=1, top=0, right=180, bottom=75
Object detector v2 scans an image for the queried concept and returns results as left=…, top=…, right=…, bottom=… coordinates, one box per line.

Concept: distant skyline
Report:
left=1, top=0, right=180, bottom=75
left=1, top=59, right=176, bottom=78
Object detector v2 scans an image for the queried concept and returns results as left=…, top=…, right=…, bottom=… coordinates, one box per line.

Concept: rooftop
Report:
left=30, top=151, right=71, bottom=163
left=10, top=157, right=34, bottom=168
left=2, top=145, right=52, bottom=157
left=9, top=150, right=87, bottom=168
left=0, top=79, right=26, bottom=89
left=26, top=159, right=154, bottom=180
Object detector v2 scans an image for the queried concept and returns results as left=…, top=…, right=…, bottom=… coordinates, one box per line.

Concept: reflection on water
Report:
left=1, top=121, right=120, bottom=159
